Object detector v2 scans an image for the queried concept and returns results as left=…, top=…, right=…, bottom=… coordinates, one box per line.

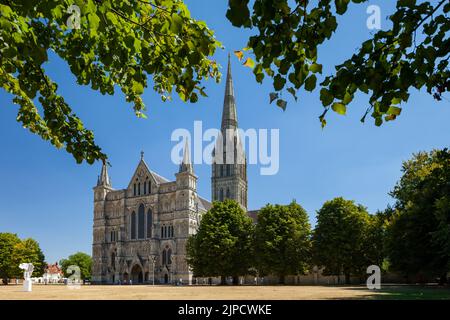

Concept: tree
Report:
left=312, top=197, right=370, bottom=284
left=254, top=201, right=312, bottom=284
left=0, top=233, right=21, bottom=284
left=12, top=238, right=46, bottom=277
left=227, top=1, right=450, bottom=127
left=1, top=0, right=221, bottom=164
left=186, top=199, right=254, bottom=285
left=0, top=233, right=46, bottom=284
left=60, top=252, right=92, bottom=280
left=386, top=149, right=450, bottom=283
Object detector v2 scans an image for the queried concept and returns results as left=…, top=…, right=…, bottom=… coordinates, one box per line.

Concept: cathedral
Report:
left=91, top=56, right=249, bottom=284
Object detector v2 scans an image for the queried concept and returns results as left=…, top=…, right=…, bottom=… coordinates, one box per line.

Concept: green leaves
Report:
left=1, top=0, right=221, bottom=164
left=226, top=0, right=449, bottom=128
left=255, top=201, right=312, bottom=281
left=309, top=63, right=323, bottom=74
left=186, top=200, right=254, bottom=278
left=320, top=88, right=334, bottom=106
left=273, top=74, right=286, bottom=91
left=335, top=0, right=351, bottom=15
left=331, top=102, right=346, bottom=115
left=226, top=0, right=251, bottom=27
left=313, top=197, right=372, bottom=279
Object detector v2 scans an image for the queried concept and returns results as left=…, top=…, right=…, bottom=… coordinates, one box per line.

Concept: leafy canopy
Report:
left=186, top=199, right=254, bottom=281
left=312, top=197, right=372, bottom=281
left=0, top=0, right=221, bottom=164
left=254, top=201, right=312, bottom=283
left=386, top=149, right=450, bottom=280
left=227, top=0, right=450, bottom=127
left=0, top=233, right=46, bottom=281
left=60, top=251, right=92, bottom=280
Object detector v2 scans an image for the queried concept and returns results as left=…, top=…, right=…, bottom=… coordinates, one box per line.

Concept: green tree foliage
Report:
left=0, top=0, right=221, bottom=163
left=254, top=201, right=312, bottom=284
left=386, top=149, right=450, bottom=283
left=227, top=0, right=450, bottom=127
left=60, top=251, right=92, bottom=280
left=312, top=197, right=372, bottom=283
left=186, top=200, right=254, bottom=284
left=0, top=233, right=46, bottom=284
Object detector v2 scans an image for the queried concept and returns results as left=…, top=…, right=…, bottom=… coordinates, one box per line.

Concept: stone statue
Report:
left=19, top=263, right=34, bottom=292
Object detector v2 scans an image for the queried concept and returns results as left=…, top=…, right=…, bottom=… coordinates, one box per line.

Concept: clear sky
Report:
left=1, top=1, right=449, bottom=263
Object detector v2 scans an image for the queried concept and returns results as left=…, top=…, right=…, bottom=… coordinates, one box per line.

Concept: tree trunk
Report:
left=220, top=276, right=226, bottom=285
left=345, top=273, right=351, bottom=285
left=279, top=274, right=285, bottom=285
left=232, top=276, right=239, bottom=285
left=438, top=273, right=448, bottom=286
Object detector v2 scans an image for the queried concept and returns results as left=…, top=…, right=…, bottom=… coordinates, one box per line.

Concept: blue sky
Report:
left=1, top=1, right=449, bottom=263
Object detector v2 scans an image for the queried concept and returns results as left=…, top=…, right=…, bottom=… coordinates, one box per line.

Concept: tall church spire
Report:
left=221, top=53, right=238, bottom=131
left=179, top=139, right=193, bottom=173
left=97, top=160, right=111, bottom=187
left=211, top=54, right=248, bottom=210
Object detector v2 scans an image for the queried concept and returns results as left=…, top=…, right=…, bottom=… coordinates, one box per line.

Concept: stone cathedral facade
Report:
left=92, top=56, right=248, bottom=284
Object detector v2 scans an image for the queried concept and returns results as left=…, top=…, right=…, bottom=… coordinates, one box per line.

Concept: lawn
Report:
left=0, top=284, right=449, bottom=300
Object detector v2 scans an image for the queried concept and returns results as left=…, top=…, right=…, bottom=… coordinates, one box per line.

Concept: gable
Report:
left=127, top=160, right=159, bottom=190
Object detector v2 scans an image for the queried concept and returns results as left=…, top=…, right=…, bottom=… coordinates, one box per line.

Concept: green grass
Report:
left=372, top=285, right=450, bottom=300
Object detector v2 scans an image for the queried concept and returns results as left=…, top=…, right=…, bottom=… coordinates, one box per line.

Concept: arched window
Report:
left=144, top=181, right=147, bottom=194
left=167, top=248, right=172, bottom=265
left=131, top=211, right=136, bottom=239
left=220, top=188, right=224, bottom=201
left=226, top=188, right=230, bottom=199
left=226, top=164, right=231, bottom=176
left=148, top=181, right=151, bottom=194
left=133, top=184, right=136, bottom=196
left=146, top=209, right=152, bottom=238
left=161, top=226, right=163, bottom=238
left=138, top=204, right=145, bottom=239
left=111, top=252, right=115, bottom=270
left=138, top=183, right=141, bottom=195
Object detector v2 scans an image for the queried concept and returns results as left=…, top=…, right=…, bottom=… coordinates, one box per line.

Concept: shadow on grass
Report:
left=337, top=284, right=450, bottom=300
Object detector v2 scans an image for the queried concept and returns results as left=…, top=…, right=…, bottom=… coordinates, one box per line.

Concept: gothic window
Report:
left=144, top=181, right=147, bottom=194
left=131, top=211, right=136, bottom=239
left=148, top=181, right=151, bottom=194
left=220, top=188, right=224, bottom=201
left=161, top=226, right=163, bottom=238
left=226, top=188, right=230, bottom=199
left=111, top=252, right=116, bottom=270
left=138, top=183, right=141, bottom=195
left=167, top=248, right=172, bottom=265
left=146, top=209, right=152, bottom=238
left=138, top=204, right=145, bottom=239
left=226, top=164, right=231, bottom=176
left=133, top=184, right=136, bottom=196
left=220, top=165, right=224, bottom=177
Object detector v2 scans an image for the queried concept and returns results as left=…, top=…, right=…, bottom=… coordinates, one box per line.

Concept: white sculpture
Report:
left=19, top=263, right=34, bottom=292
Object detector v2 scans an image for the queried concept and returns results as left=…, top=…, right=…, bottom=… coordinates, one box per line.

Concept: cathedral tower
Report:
left=211, top=55, right=248, bottom=210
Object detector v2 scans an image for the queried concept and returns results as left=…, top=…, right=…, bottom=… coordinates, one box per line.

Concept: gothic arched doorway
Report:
left=131, top=265, right=143, bottom=284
